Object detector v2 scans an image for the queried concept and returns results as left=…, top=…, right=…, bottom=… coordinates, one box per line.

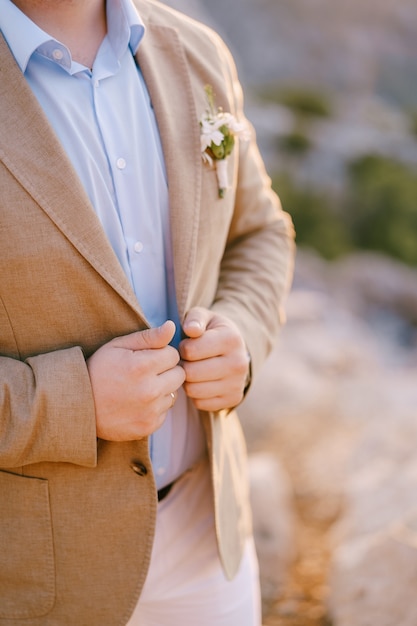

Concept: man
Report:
left=0, top=0, right=295, bottom=624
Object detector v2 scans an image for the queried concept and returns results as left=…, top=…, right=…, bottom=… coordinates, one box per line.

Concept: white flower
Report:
left=200, top=85, right=249, bottom=197
left=200, top=120, right=224, bottom=159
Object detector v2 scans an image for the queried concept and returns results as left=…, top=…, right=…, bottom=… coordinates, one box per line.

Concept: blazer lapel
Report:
left=135, top=13, right=202, bottom=321
left=0, top=34, right=144, bottom=319
left=1, top=14, right=204, bottom=323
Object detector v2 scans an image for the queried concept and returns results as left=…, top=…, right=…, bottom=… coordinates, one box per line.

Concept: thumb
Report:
left=182, top=307, right=212, bottom=338
left=113, top=320, right=176, bottom=351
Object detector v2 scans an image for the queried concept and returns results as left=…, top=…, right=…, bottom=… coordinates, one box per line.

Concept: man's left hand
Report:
left=179, top=307, right=250, bottom=412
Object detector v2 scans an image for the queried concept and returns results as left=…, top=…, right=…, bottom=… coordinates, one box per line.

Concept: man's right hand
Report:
left=87, top=320, right=185, bottom=441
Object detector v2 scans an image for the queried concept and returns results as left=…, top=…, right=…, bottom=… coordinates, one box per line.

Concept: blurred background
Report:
left=162, top=2, right=417, bottom=625
left=164, top=0, right=417, bottom=266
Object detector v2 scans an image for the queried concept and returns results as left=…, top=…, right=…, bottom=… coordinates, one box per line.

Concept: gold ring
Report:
left=170, top=391, right=176, bottom=407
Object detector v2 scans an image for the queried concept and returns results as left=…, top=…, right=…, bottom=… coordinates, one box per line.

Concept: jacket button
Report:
left=130, top=461, right=148, bottom=476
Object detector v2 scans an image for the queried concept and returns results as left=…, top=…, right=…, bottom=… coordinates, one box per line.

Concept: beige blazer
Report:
left=0, top=1, right=294, bottom=623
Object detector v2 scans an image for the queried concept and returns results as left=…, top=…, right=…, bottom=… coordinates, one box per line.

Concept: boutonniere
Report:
left=200, top=85, right=249, bottom=198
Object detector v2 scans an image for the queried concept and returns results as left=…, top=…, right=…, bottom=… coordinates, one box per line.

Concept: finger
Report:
left=184, top=378, right=245, bottom=412
left=187, top=392, right=234, bottom=413
left=183, top=378, right=220, bottom=398
left=158, top=365, right=186, bottom=394
left=182, top=307, right=212, bottom=338
left=112, top=320, right=176, bottom=352
left=182, top=356, right=223, bottom=382
left=179, top=326, right=226, bottom=362
left=135, top=343, right=181, bottom=375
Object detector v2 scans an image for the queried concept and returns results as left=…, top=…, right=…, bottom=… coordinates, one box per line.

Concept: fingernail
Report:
left=186, top=320, right=202, bottom=330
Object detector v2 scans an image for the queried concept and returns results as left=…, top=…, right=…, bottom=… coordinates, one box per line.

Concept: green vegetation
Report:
left=345, top=155, right=417, bottom=266
left=261, top=81, right=417, bottom=266
left=273, top=155, right=417, bottom=266
left=259, top=85, right=331, bottom=158
left=272, top=174, right=352, bottom=260
left=259, top=85, right=332, bottom=119
left=410, top=110, right=417, bottom=137
left=279, top=130, right=311, bottom=155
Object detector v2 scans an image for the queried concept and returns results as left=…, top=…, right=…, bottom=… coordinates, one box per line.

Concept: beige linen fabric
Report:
left=0, top=1, right=294, bottom=623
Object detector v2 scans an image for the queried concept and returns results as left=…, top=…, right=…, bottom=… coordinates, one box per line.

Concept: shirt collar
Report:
left=115, top=0, right=145, bottom=55
left=0, top=0, right=53, bottom=72
left=0, top=0, right=145, bottom=74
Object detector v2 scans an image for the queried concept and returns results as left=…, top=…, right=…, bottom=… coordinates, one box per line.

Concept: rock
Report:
left=328, top=518, right=417, bottom=626
left=326, top=365, right=417, bottom=625
left=281, top=254, right=417, bottom=626
left=248, top=452, right=297, bottom=603
left=240, top=249, right=417, bottom=621
left=160, top=0, right=214, bottom=25
left=331, top=251, right=417, bottom=328
left=238, top=254, right=385, bottom=446
left=330, top=382, right=417, bottom=539
left=198, top=0, right=417, bottom=104
left=162, top=0, right=417, bottom=186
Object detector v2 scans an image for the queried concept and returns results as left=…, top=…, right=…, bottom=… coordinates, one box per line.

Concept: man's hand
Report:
left=179, top=307, right=250, bottom=412
left=87, top=321, right=185, bottom=441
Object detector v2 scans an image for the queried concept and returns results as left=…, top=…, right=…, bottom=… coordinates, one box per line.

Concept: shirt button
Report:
left=134, top=241, right=144, bottom=253
left=116, top=157, right=126, bottom=170
left=52, top=48, right=64, bottom=61
left=130, top=461, right=148, bottom=477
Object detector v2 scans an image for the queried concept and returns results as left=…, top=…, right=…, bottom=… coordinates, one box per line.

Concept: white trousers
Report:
left=126, top=458, right=261, bottom=626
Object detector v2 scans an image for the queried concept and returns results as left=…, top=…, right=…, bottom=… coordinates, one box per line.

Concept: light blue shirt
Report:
left=0, top=0, right=206, bottom=488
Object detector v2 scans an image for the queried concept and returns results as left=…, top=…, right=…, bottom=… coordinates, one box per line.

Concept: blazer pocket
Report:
left=0, top=470, right=55, bottom=619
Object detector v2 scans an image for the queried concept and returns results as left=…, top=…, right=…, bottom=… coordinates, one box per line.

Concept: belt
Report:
left=157, top=481, right=174, bottom=502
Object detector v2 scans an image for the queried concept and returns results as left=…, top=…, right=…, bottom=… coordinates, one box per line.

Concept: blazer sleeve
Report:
left=0, top=347, right=97, bottom=468
left=209, top=39, right=295, bottom=379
